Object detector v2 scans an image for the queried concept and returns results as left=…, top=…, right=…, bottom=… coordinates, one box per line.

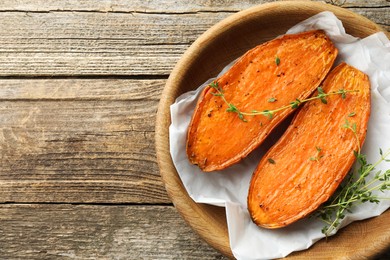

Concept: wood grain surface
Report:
left=0, top=0, right=388, bottom=259
left=0, top=204, right=224, bottom=259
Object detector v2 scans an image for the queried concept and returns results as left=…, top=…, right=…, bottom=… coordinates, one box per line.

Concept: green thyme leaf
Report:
left=262, top=110, right=274, bottom=119
left=226, top=103, right=238, bottom=112
left=310, top=146, right=324, bottom=162
left=275, top=56, right=280, bottom=66
left=317, top=87, right=325, bottom=94
left=317, top=88, right=328, bottom=104
left=342, top=119, right=350, bottom=129
left=339, top=89, right=347, bottom=99
left=209, top=82, right=218, bottom=88
left=238, top=112, right=247, bottom=122
left=268, top=97, right=277, bottom=103
left=290, top=99, right=301, bottom=109
left=352, top=123, right=357, bottom=132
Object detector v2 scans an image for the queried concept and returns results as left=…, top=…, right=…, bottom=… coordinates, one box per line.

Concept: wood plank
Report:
left=0, top=11, right=227, bottom=76
left=0, top=78, right=165, bottom=100
left=0, top=0, right=255, bottom=12
left=0, top=204, right=227, bottom=259
left=349, top=8, right=390, bottom=30
left=1, top=0, right=388, bottom=12
left=0, top=79, right=170, bottom=203
left=0, top=4, right=385, bottom=76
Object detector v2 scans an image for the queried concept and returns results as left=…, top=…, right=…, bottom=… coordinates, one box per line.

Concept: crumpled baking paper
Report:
left=169, top=11, right=390, bottom=260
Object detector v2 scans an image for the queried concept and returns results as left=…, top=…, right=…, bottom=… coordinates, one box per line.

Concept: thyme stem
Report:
left=208, top=81, right=358, bottom=121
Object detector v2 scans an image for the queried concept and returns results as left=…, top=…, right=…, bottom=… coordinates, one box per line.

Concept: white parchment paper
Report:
left=169, top=12, right=390, bottom=259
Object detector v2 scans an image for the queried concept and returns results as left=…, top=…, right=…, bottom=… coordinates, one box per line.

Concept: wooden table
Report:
left=0, top=0, right=388, bottom=259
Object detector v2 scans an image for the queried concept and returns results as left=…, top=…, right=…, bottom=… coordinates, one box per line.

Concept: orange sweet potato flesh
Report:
left=247, top=63, right=371, bottom=228
left=186, top=30, right=337, bottom=172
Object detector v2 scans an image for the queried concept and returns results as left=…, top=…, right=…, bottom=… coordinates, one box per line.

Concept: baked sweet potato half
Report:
left=186, top=30, right=337, bottom=171
left=247, top=62, right=371, bottom=228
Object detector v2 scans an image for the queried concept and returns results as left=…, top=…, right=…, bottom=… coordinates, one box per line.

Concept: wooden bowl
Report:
left=155, top=1, right=390, bottom=258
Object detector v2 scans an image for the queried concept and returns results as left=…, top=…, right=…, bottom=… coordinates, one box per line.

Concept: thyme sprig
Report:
left=209, top=82, right=358, bottom=121
left=342, top=119, right=361, bottom=154
left=310, top=146, right=324, bottom=162
left=316, top=121, right=390, bottom=237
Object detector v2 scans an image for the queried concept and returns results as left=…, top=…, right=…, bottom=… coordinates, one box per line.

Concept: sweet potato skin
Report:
left=186, top=30, right=338, bottom=172
left=247, top=63, right=371, bottom=228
